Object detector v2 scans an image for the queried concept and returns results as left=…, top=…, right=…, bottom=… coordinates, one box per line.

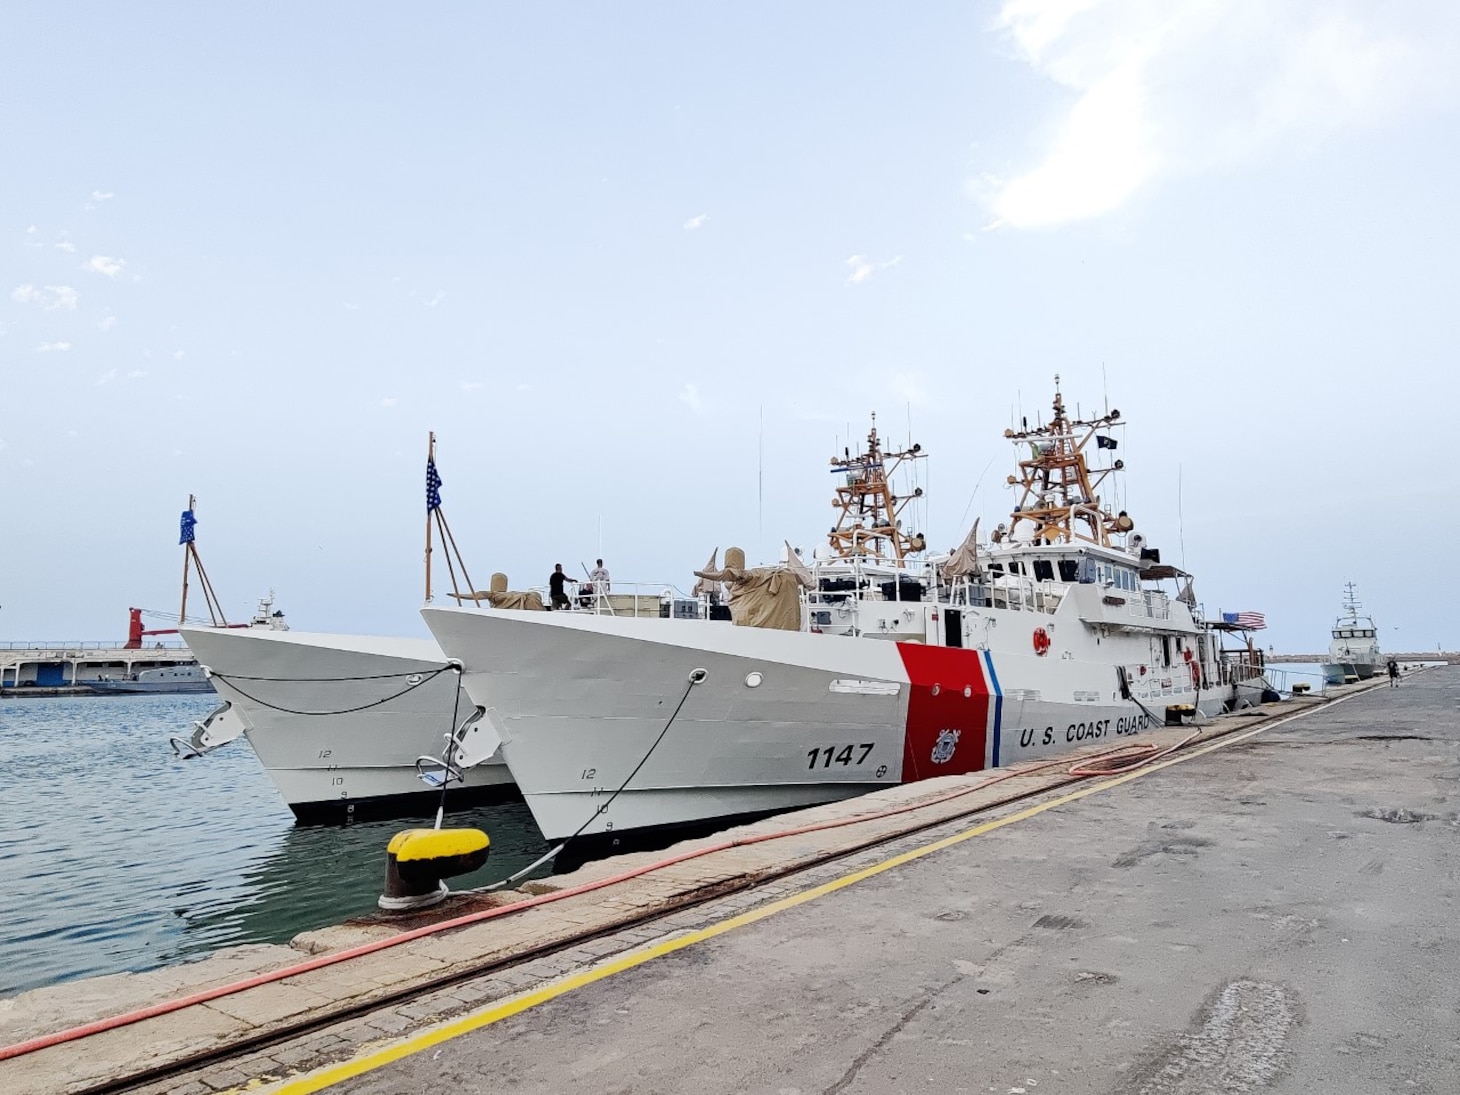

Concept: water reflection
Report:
left=179, top=801, right=552, bottom=945
left=0, top=694, right=548, bottom=996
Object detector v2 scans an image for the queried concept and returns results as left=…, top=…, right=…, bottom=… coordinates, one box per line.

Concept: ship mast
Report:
left=1341, top=581, right=1362, bottom=620
left=423, top=432, right=480, bottom=605
left=177, top=495, right=229, bottom=626
left=826, top=414, right=926, bottom=565
left=1002, top=375, right=1130, bottom=547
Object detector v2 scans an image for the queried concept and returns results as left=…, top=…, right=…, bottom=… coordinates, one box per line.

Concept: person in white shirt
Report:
left=588, top=558, right=611, bottom=594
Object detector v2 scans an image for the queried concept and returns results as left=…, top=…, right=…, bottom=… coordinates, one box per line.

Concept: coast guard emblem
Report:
left=930, top=728, right=961, bottom=764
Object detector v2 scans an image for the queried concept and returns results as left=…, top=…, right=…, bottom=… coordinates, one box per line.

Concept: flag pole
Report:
left=179, top=493, right=194, bottom=625
left=425, top=432, right=436, bottom=604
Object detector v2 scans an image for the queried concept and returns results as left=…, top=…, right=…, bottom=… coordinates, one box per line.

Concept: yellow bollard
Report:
left=379, top=828, right=490, bottom=912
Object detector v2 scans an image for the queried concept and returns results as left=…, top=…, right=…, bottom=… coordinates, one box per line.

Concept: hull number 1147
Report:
left=807, top=743, right=875, bottom=769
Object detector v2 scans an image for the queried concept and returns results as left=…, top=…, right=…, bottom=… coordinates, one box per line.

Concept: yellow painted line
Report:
left=265, top=687, right=1375, bottom=1094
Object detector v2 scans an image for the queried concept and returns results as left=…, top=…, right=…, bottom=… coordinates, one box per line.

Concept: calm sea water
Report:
left=1270, top=662, right=1328, bottom=693
left=0, top=695, right=551, bottom=997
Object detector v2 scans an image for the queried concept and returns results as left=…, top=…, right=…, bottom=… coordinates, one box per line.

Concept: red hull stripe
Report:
left=894, top=643, right=993, bottom=783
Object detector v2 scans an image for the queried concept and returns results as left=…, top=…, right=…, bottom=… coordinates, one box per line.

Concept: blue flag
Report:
left=179, top=509, right=197, bottom=545
left=426, top=458, right=443, bottom=512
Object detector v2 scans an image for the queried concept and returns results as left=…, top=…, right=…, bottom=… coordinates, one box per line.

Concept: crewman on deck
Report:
left=548, top=564, right=577, bottom=610
left=588, top=558, right=611, bottom=593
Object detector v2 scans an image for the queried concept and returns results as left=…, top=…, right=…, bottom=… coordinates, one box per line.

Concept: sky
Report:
left=2, top=2, right=1457, bottom=653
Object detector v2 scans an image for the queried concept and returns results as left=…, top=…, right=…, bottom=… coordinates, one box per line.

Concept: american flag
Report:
left=426, top=458, right=443, bottom=512
left=178, top=509, right=196, bottom=545
left=1223, top=611, right=1266, bottom=630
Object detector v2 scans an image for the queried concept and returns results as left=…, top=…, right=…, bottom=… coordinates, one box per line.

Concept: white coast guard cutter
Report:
left=178, top=435, right=515, bottom=821
left=424, top=384, right=1224, bottom=841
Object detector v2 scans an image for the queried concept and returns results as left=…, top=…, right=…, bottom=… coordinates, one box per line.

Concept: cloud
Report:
left=683, top=213, right=708, bottom=230
left=380, top=397, right=398, bottom=408
left=343, top=302, right=360, bottom=311
left=37, top=341, right=71, bottom=353
left=678, top=383, right=705, bottom=415
left=90, top=190, right=114, bottom=203
left=172, top=350, right=185, bottom=360
left=844, top=254, right=903, bottom=285
left=12, top=284, right=79, bottom=310
left=85, top=255, right=126, bottom=278
left=422, top=291, right=446, bottom=308
left=460, top=381, right=485, bottom=391
left=96, top=368, right=117, bottom=385
left=55, top=240, right=75, bottom=253
left=514, top=382, right=533, bottom=392
left=98, top=315, right=117, bottom=332
left=127, top=369, right=148, bottom=378
left=980, top=1, right=1460, bottom=229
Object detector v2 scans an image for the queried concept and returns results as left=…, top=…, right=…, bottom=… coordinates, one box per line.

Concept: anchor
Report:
left=169, top=695, right=247, bottom=759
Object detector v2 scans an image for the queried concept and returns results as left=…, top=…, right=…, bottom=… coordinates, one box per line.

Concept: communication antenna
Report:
left=757, top=405, right=764, bottom=560
left=957, top=456, right=997, bottom=532
left=1178, top=463, right=1188, bottom=573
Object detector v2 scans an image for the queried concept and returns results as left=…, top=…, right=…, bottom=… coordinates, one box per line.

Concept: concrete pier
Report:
left=2, top=669, right=1455, bottom=1094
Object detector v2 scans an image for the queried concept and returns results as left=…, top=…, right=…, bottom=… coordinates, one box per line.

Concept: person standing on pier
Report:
left=1387, top=657, right=1400, bottom=687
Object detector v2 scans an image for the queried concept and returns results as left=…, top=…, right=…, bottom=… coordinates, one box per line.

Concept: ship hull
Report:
left=1322, top=661, right=1367, bottom=686
left=84, top=679, right=215, bottom=695
left=180, top=627, right=516, bottom=821
left=423, top=607, right=1181, bottom=841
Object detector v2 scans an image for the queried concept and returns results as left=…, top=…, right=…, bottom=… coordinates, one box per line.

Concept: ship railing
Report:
left=807, top=559, right=931, bottom=606
left=530, top=580, right=704, bottom=619
left=0, top=640, right=189, bottom=652
left=934, top=574, right=1066, bottom=614
left=1211, top=655, right=1266, bottom=688
left=985, top=576, right=1063, bottom=614
left=1135, top=591, right=1171, bottom=621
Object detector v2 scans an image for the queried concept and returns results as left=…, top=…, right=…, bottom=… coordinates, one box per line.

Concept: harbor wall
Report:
left=0, top=644, right=196, bottom=690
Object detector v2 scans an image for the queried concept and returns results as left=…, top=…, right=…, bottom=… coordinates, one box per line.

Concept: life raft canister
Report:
left=1033, top=627, right=1051, bottom=656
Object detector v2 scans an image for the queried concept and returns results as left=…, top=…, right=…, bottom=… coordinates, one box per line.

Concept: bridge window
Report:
left=1058, top=559, right=1080, bottom=582
left=1033, top=560, right=1054, bottom=581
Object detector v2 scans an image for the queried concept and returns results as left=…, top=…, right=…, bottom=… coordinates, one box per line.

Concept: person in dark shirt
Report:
left=548, top=563, right=577, bottom=610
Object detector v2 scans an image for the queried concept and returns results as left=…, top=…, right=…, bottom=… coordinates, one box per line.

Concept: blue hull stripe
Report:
left=983, top=650, right=1003, bottom=768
